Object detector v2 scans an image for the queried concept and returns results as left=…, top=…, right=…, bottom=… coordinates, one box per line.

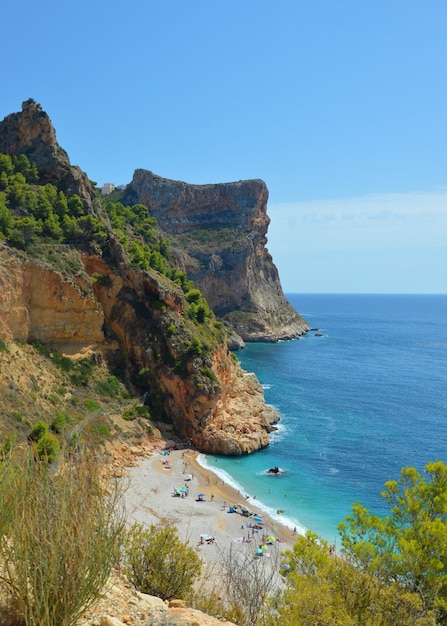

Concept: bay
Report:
left=199, top=294, right=447, bottom=543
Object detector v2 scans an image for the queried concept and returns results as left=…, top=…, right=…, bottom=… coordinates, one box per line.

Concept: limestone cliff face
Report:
left=123, top=170, right=309, bottom=341
left=0, top=245, right=104, bottom=346
left=0, top=241, right=277, bottom=455
left=0, top=99, right=98, bottom=212
left=83, top=240, right=279, bottom=455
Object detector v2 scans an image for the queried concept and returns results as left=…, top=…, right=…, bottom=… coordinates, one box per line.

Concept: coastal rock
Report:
left=123, top=170, right=309, bottom=342
left=83, top=246, right=279, bottom=455
left=0, top=101, right=285, bottom=456
left=0, top=240, right=277, bottom=455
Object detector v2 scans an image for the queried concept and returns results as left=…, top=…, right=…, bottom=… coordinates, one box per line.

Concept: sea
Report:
left=198, top=294, right=447, bottom=544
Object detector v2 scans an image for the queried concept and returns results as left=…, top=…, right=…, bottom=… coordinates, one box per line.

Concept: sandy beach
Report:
left=123, top=446, right=296, bottom=573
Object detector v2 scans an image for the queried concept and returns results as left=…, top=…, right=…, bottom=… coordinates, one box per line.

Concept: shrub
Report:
left=122, top=523, right=202, bottom=601
left=70, top=357, right=94, bottom=386
left=51, top=411, right=68, bottom=433
left=35, top=431, right=60, bottom=463
left=122, top=405, right=151, bottom=421
left=135, top=367, right=151, bottom=387
left=29, top=420, right=48, bottom=441
left=84, top=398, right=100, bottom=412
left=95, top=375, right=121, bottom=397
left=0, top=452, right=125, bottom=626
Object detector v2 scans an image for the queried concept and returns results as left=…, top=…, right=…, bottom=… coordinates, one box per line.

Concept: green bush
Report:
left=51, top=411, right=68, bottom=433
left=95, top=375, right=121, bottom=397
left=70, top=357, right=94, bottom=386
left=135, top=367, right=151, bottom=387
left=122, top=523, right=202, bottom=601
left=35, top=431, right=60, bottom=463
left=29, top=420, right=48, bottom=441
left=201, top=367, right=218, bottom=382
left=122, top=405, right=151, bottom=421
left=84, top=398, right=100, bottom=412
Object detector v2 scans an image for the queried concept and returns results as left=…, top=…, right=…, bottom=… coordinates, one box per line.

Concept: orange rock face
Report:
left=0, top=246, right=104, bottom=347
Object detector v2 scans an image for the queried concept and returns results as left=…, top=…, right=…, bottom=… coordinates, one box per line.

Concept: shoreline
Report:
left=123, top=445, right=297, bottom=571
left=195, top=452, right=308, bottom=536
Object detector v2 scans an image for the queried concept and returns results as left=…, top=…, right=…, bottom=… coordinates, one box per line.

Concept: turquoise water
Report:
left=198, top=294, right=447, bottom=543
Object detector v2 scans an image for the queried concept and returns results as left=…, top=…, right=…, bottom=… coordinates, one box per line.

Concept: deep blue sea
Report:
left=198, top=294, right=447, bottom=544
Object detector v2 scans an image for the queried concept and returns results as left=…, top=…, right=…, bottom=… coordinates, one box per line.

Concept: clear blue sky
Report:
left=2, top=1, right=446, bottom=293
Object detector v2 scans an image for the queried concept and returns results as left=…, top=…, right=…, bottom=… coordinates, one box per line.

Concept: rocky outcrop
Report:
left=123, top=170, right=309, bottom=342
left=78, top=568, right=237, bottom=626
left=83, top=241, right=279, bottom=455
left=0, top=241, right=277, bottom=455
left=0, top=99, right=98, bottom=212
left=0, top=101, right=308, bottom=342
left=0, top=244, right=104, bottom=347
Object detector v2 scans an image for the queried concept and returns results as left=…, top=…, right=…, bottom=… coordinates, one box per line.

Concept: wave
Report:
left=269, top=423, right=288, bottom=443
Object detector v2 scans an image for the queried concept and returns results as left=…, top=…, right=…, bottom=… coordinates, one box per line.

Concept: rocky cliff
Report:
left=0, top=99, right=99, bottom=213
left=0, top=100, right=304, bottom=455
left=0, top=240, right=278, bottom=455
left=123, top=170, right=309, bottom=341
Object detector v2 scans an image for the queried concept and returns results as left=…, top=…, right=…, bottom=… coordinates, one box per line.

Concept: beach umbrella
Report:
left=261, top=544, right=268, bottom=551
left=184, top=474, right=193, bottom=480
left=253, top=516, right=263, bottom=523
left=255, top=548, right=263, bottom=555
left=198, top=493, right=205, bottom=497
left=179, top=487, right=188, bottom=493
left=267, top=535, right=276, bottom=543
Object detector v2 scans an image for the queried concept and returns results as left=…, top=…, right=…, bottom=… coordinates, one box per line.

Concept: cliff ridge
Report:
left=123, top=169, right=309, bottom=341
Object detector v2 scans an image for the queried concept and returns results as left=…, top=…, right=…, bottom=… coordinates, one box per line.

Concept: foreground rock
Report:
left=79, top=569, right=237, bottom=626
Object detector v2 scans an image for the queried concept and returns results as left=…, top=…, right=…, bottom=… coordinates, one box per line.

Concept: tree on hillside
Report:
left=338, top=460, right=447, bottom=624
left=268, top=531, right=434, bottom=626
left=268, top=463, right=447, bottom=625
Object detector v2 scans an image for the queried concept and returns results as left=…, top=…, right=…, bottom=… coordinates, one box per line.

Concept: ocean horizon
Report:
left=198, top=293, right=447, bottom=543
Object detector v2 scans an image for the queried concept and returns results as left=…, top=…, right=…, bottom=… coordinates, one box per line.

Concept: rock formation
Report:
left=0, top=239, right=278, bottom=455
left=0, top=100, right=306, bottom=454
left=123, top=170, right=309, bottom=341
left=0, top=99, right=98, bottom=212
left=0, top=244, right=104, bottom=346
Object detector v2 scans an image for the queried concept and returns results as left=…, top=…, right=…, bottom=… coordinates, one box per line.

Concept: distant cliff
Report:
left=123, top=170, right=309, bottom=342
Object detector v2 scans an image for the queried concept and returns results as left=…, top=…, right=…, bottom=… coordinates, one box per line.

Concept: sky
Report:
left=1, top=1, right=446, bottom=294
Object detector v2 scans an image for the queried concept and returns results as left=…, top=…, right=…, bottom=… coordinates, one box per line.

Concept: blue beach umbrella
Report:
left=253, top=516, right=263, bottom=523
